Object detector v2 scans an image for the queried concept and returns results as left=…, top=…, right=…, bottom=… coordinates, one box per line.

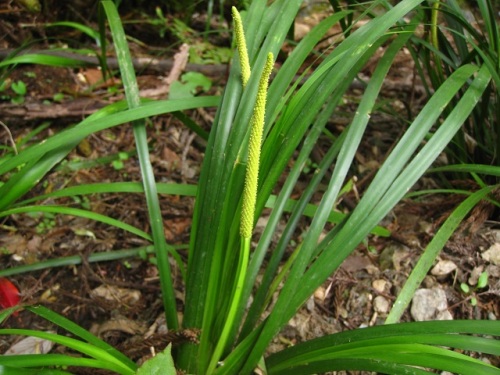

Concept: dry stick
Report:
left=0, top=48, right=229, bottom=77
left=0, top=45, right=222, bottom=122
left=0, top=121, right=17, bottom=154
left=0, top=97, right=110, bottom=122
left=1, top=49, right=418, bottom=124
left=139, top=43, right=190, bottom=99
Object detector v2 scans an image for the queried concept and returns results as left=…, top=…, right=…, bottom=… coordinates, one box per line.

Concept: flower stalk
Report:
left=240, top=52, right=274, bottom=238
left=232, top=6, right=251, bottom=88
left=206, top=51, right=274, bottom=375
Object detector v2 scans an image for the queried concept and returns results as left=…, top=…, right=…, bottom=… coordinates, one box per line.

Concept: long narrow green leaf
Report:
left=180, top=1, right=312, bottom=371
left=386, top=185, right=499, bottom=323
left=0, top=54, right=88, bottom=68
left=429, top=164, right=500, bottom=176
left=45, top=22, right=100, bottom=44
left=14, top=182, right=197, bottom=206
left=0, top=205, right=152, bottom=240
left=0, top=365, right=71, bottom=375
left=269, top=334, right=500, bottom=370
left=0, top=97, right=218, bottom=176
left=227, top=10, right=492, bottom=375
left=282, top=64, right=491, bottom=338
left=269, top=350, right=500, bottom=375
left=269, top=358, right=434, bottom=375
left=0, top=329, right=134, bottom=374
left=265, top=12, right=351, bottom=129
left=100, top=0, right=178, bottom=329
left=0, top=156, right=41, bottom=211
left=0, top=355, right=119, bottom=373
left=234, top=14, right=420, bottom=373
left=0, top=246, right=154, bottom=277
left=266, top=320, right=500, bottom=372
left=25, top=305, right=135, bottom=368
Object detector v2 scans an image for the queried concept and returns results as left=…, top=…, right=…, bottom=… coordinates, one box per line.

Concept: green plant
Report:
left=169, top=18, right=233, bottom=64
left=111, top=151, right=130, bottom=170
left=169, top=72, right=212, bottom=100
left=45, top=21, right=101, bottom=46
left=10, top=80, right=27, bottom=104
left=33, top=211, right=57, bottom=234
left=0, top=20, right=109, bottom=83
left=461, top=271, right=489, bottom=306
left=0, top=0, right=499, bottom=374
left=0, top=80, right=9, bottom=101
left=409, top=0, right=499, bottom=171
left=15, top=0, right=41, bottom=13
left=52, top=92, right=65, bottom=102
left=0, top=305, right=136, bottom=375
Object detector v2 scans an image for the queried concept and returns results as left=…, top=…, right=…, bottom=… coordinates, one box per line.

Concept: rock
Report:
left=393, top=246, right=410, bottom=272
left=486, top=265, right=500, bottom=278
left=431, top=260, right=457, bottom=276
left=492, top=230, right=500, bottom=243
left=306, top=296, right=315, bottom=312
left=373, top=295, right=390, bottom=314
left=372, top=279, right=387, bottom=293
left=436, top=310, right=453, bottom=320
left=482, top=243, right=500, bottom=265
left=423, top=275, right=437, bottom=288
left=378, top=246, right=395, bottom=271
left=410, top=288, right=452, bottom=321
left=4, top=333, right=54, bottom=355
left=314, top=286, right=326, bottom=301
left=468, top=266, right=484, bottom=286
left=90, top=284, right=141, bottom=306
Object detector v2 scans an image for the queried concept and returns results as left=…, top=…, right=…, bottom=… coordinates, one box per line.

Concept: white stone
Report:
left=314, top=286, right=326, bottom=301
left=372, top=279, right=387, bottom=293
left=4, top=333, right=55, bottom=355
left=468, top=266, right=484, bottom=286
left=373, top=295, right=390, bottom=314
left=411, top=288, right=452, bottom=321
left=482, top=243, right=500, bottom=265
left=431, top=260, right=457, bottom=276
left=306, top=296, right=315, bottom=312
left=436, top=310, right=453, bottom=321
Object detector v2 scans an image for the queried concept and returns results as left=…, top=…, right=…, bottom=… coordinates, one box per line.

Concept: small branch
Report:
left=0, top=120, right=18, bottom=154
left=0, top=48, right=228, bottom=77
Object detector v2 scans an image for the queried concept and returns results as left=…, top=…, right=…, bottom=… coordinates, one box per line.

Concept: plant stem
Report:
left=206, top=237, right=250, bottom=374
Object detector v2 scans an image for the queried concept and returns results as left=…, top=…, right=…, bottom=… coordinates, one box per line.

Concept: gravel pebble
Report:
left=373, top=295, right=390, bottom=314
left=411, top=288, right=452, bottom=321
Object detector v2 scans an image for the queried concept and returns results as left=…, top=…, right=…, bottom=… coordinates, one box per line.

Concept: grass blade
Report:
left=0, top=205, right=152, bottom=241
left=386, top=185, right=499, bottom=323
left=0, top=328, right=135, bottom=374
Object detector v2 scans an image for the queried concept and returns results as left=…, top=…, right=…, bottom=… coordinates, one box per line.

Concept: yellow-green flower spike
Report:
left=240, top=52, right=274, bottom=239
left=232, top=6, right=251, bottom=87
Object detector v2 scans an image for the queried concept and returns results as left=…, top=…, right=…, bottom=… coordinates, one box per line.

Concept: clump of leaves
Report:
left=461, top=271, right=489, bottom=306
left=410, top=0, right=499, bottom=171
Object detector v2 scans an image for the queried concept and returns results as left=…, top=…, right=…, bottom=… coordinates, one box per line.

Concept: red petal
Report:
left=0, top=278, right=20, bottom=309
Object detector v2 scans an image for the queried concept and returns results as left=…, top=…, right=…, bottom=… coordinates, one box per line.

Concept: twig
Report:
left=0, top=48, right=228, bottom=77
left=0, top=120, right=17, bottom=154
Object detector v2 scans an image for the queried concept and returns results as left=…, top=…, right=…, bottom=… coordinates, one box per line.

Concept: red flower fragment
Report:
left=0, top=278, right=20, bottom=309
